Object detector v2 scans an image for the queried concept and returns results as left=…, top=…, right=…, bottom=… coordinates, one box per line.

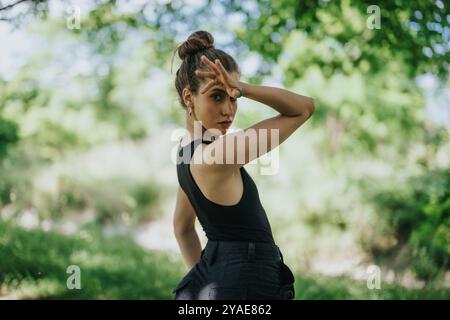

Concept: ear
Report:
left=182, top=87, right=193, bottom=107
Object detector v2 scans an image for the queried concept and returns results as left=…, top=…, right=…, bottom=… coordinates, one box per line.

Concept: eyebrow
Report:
left=209, top=88, right=227, bottom=94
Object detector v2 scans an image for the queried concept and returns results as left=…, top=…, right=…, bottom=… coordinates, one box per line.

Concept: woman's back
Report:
left=177, top=138, right=275, bottom=243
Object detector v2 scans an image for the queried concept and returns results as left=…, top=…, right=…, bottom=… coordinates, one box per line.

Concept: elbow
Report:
left=173, top=223, right=184, bottom=237
left=173, top=223, right=195, bottom=237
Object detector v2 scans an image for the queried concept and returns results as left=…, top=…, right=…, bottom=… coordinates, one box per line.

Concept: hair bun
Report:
left=178, top=30, right=214, bottom=60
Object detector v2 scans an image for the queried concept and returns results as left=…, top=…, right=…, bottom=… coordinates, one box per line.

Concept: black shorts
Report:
left=172, top=240, right=295, bottom=300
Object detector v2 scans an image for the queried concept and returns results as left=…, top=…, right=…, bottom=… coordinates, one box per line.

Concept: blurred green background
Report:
left=0, top=0, right=449, bottom=299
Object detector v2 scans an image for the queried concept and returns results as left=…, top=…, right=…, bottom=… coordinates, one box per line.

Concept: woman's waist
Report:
left=203, top=240, right=281, bottom=262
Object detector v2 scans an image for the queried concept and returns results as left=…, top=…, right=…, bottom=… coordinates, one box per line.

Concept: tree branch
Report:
left=0, top=0, right=29, bottom=12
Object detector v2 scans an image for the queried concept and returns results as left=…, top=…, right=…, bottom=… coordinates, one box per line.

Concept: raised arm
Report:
left=197, top=56, right=315, bottom=169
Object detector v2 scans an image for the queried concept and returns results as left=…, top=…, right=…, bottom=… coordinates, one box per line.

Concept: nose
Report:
left=221, top=99, right=234, bottom=116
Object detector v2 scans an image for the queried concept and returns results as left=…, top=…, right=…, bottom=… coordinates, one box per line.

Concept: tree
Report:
left=1, top=1, right=448, bottom=79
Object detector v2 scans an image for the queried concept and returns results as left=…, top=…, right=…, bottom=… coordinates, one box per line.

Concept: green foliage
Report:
left=27, top=120, right=83, bottom=159
left=4, top=1, right=448, bottom=80
left=368, top=169, right=450, bottom=280
left=0, top=174, right=14, bottom=208
left=1, top=221, right=448, bottom=299
left=0, top=117, right=19, bottom=159
left=295, top=274, right=449, bottom=299
left=234, top=0, right=450, bottom=79
left=0, top=221, right=182, bottom=299
left=31, top=176, right=161, bottom=226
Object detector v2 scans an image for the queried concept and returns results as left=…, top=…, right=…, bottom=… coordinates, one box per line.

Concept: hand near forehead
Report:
left=195, top=55, right=242, bottom=99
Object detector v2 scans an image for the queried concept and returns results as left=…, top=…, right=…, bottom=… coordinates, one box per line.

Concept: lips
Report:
left=218, top=120, right=232, bottom=129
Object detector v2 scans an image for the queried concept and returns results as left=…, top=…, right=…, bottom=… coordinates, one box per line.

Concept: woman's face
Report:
left=190, top=71, right=240, bottom=136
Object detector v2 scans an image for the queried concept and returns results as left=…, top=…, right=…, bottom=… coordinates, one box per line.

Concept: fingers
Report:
left=200, top=55, right=220, bottom=76
left=200, top=79, right=217, bottom=94
left=194, top=70, right=215, bottom=79
left=227, top=88, right=239, bottom=99
left=215, top=59, right=228, bottom=78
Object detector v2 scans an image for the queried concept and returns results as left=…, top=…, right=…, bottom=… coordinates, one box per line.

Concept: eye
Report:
left=211, top=93, right=223, bottom=101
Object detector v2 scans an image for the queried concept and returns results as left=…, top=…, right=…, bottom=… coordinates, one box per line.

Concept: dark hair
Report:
left=172, top=30, right=240, bottom=110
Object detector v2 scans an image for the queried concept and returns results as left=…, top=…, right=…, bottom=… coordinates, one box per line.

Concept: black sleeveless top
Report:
left=176, top=139, right=275, bottom=243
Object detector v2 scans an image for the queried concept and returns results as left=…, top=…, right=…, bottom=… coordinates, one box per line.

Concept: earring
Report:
left=188, top=107, right=192, bottom=116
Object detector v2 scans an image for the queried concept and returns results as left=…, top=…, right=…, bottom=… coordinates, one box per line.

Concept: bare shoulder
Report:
left=193, top=140, right=238, bottom=174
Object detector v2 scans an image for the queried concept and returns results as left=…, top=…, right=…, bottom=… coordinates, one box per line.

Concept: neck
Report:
left=185, top=117, right=219, bottom=143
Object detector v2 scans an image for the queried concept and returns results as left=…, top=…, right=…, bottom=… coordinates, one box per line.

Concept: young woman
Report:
left=172, top=30, right=315, bottom=300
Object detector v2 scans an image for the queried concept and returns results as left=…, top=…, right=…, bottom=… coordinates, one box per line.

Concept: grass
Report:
left=0, top=221, right=182, bottom=299
left=295, top=274, right=449, bottom=300
left=0, top=221, right=448, bottom=300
